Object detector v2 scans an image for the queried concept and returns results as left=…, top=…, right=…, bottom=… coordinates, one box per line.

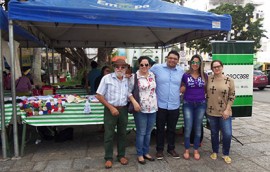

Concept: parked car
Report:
left=264, top=69, right=270, bottom=85
left=205, top=69, right=213, bottom=76
left=253, top=70, right=268, bottom=90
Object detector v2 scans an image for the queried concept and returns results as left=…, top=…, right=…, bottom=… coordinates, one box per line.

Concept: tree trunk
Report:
left=97, top=48, right=114, bottom=66
left=32, top=48, right=42, bottom=86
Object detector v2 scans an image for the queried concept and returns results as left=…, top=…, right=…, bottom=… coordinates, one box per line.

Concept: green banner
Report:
left=212, top=54, right=253, bottom=65
left=233, top=96, right=253, bottom=106
left=211, top=41, right=254, bottom=117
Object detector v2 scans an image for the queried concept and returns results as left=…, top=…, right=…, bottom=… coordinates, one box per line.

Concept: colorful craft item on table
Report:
left=18, top=94, right=90, bottom=117
left=42, top=106, right=48, bottom=114
left=20, top=98, right=66, bottom=116
left=66, top=95, right=75, bottom=103
left=46, top=101, right=52, bottom=110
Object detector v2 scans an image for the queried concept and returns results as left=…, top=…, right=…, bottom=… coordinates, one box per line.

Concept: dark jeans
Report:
left=104, top=106, right=128, bottom=161
left=156, top=108, right=179, bottom=152
left=207, top=115, right=232, bottom=156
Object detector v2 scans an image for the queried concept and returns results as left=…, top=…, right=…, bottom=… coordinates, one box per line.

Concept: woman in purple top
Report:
left=16, top=69, right=33, bottom=96
left=181, top=54, right=207, bottom=160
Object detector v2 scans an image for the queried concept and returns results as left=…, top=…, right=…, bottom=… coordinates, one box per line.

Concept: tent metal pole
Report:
left=0, top=29, right=8, bottom=160
left=19, top=48, right=22, bottom=69
left=46, top=47, right=50, bottom=85
left=52, top=48, right=55, bottom=84
left=9, top=20, right=20, bottom=158
left=161, top=47, right=164, bottom=63
left=227, top=31, right=231, bottom=41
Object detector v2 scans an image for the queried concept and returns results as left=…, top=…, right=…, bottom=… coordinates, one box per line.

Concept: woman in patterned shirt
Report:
left=207, top=60, right=235, bottom=164
left=129, top=56, right=157, bottom=165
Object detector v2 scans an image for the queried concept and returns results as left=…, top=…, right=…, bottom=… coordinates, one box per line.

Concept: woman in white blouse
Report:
left=129, top=56, right=158, bottom=165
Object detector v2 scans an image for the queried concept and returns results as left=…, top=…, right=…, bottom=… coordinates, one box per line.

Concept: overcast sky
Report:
left=184, top=0, right=209, bottom=11
left=185, top=0, right=269, bottom=39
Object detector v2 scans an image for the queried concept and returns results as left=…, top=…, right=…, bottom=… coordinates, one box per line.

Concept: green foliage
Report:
left=54, top=80, right=81, bottom=87
left=186, top=3, right=267, bottom=53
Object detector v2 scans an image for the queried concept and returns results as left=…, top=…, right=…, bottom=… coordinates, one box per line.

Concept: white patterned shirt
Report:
left=130, top=71, right=158, bottom=113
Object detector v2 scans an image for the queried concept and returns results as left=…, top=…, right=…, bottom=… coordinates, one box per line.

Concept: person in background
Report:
left=16, top=69, right=33, bottom=96
left=96, top=59, right=130, bottom=169
left=3, top=71, right=11, bottom=90
left=150, top=50, right=184, bottom=160
left=66, top=71, right=71, bottom=81
left=80, top=70, right=87, bottom=88
left=207, top=60, right=235, bottom=164
left=129, top=56, right=157, bottom=164
left=94, top=66, right=111, bottom=92
left=181, top=54, right=207, bottom=160
left=87, top=61, right=100, bottom=95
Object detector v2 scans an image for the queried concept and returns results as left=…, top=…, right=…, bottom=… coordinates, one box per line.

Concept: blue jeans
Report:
left=207, top=115, right=232, bottom=156
left=134, top=112, right=156, bottom=156
left=183, top=101, right=206, bottom=150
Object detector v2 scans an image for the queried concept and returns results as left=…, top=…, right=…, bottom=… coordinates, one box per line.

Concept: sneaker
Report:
left=210, top=153, right=217, bottom=160
left=222, top=156, right=232, bottom=164
left=167, top=150, right=180, bottom=159
left=156, top=151, right=164, bottom=160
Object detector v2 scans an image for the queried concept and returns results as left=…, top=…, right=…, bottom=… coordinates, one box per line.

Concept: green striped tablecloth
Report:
left=0, top=104, right=20, bottom=129
left=55, top=89, right=88, bottom=96
left=4, top=90, right=11, bottom=97
left=18, top=102, right=206, bottom=129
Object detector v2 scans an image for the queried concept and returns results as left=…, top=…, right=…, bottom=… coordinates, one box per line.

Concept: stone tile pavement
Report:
left=1, top=101, right=270, bottom=172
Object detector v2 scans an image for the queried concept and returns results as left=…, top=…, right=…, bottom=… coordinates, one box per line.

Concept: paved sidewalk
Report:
left=1, top=101, right=270, bottom=172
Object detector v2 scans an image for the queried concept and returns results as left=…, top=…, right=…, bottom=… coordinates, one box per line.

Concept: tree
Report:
left=186, top=3, right=267, bottom=53
left=97, top=47, right=114, bottom=65
left=32, top=48, right=42, bottom=86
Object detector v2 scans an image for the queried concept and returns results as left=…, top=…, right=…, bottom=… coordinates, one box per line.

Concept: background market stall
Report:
left=0, top=7, right=44, bottom=159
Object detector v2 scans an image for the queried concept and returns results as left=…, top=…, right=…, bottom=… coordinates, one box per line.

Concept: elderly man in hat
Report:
left=96, top=59, right=131, bottom=169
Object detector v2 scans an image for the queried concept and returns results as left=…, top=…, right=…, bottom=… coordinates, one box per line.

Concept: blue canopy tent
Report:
left=1, top=7, right=44, bottom=47
left=6, top=0, right=232, bottom=158
left=8, top=0, right=232, bottom=48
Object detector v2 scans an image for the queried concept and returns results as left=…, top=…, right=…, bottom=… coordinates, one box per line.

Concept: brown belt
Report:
left=114, top=105, right=127, bottom=109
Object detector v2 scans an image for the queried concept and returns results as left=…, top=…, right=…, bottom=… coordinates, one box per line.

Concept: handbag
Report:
left=128, top=73, right=140, bottom=113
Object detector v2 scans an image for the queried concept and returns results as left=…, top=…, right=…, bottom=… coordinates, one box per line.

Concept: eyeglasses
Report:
left=140, top=64, right=149, bottom=67
left=167, top=57, right=178, bottom=61
left=212, top=65, right=222, bottom=70
left=114, top=66, right=126, bottom=69
left=191, top=61, right=201, bottom=65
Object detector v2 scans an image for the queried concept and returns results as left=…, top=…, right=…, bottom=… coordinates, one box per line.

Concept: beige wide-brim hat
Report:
left=23, top=69, right=31, bottom=75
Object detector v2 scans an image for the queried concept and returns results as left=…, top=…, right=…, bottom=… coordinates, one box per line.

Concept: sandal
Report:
left=119, top=157, right=129, bottom=165
left=222, top=156, right=232, bottom=164
left=194, top=151, right=200, bottom=160
left=183, top=150, right=190, bottom=160
left=143, top=154, right=155, bottom=161
left=105, top=160, right=113, bottom=169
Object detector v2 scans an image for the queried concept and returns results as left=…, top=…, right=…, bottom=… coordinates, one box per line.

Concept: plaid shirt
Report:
left=96, top=73, right=129, bottom=106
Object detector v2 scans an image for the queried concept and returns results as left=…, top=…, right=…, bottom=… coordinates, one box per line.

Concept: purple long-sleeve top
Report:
left=182, top=73, right=207, bottom=102
left=15, top=76, right=32, bottom=93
